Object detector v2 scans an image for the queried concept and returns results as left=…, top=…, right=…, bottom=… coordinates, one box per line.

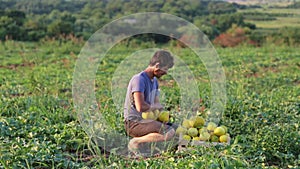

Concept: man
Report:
left=124, top=50, right=176, bottom=154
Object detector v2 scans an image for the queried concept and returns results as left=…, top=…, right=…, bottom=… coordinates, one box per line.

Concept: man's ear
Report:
left=154, top=62, right=160, bottom=68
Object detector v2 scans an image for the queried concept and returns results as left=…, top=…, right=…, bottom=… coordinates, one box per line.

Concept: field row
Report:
left=0, top=41, right=299, bottom=168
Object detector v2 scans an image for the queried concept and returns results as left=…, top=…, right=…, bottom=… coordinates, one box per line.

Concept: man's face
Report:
left=154, top=66, right=169, bottom=78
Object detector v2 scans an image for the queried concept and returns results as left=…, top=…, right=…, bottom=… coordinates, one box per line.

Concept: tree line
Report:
left=0, top=0, right=300, bottom=46
left=0, top=0, right=251, bottom=40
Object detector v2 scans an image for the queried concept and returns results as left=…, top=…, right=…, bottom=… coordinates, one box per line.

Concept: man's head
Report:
left=149, top=50, right=174, bottom=78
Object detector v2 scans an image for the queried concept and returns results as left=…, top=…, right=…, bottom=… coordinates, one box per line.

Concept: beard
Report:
left=154, top=73, right=163, bottom=79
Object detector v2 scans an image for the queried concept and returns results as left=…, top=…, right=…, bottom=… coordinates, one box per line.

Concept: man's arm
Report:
left=133, top=92, right=163, bottom=112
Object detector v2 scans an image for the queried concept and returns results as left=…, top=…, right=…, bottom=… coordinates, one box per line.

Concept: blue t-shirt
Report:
left=124, top=71, right=159, bottom=121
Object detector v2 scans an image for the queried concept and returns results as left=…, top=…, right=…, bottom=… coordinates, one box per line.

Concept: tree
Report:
left=6, top=10, right=26, bottom=26
left=0, top=12, right=26, bottom=40
left=47, top=20, right=73, bottom=37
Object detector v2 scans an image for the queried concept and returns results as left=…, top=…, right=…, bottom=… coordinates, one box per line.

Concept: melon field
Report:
left=0, top=39, right=299, bottom=168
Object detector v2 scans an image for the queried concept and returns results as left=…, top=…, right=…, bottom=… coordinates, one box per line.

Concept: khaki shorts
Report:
left=124, top=119, right=176, bottom=137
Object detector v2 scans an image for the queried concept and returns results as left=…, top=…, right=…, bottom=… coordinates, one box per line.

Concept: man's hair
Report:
left=149, top=50, right=174, bottom=69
